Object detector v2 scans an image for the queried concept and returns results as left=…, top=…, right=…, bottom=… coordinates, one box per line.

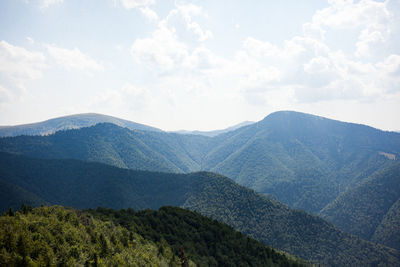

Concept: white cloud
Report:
left=40, top=0, right=64, bottom=9
left=304, top=56, right=331, bottom=74
left=26, top=37, right=35, bottom=45
left=0, top=40, right=46, bottom=79
left=47, top=45, right=104, bottom=72
left=91, top=83, right=150, bottom=113
left=139, top=6, right=158, bottom=21
left=175, top=4, right=212, bottom=41
left=163, top=4, right=213, bottom=42
left=115, top=0, right=158, bottom=21
left=127, top=0, right=400, bottom=119
left=378, top=54, right=400, bottom=76
left=0, top=41, right=46, bottom=104
left=0, top=84, right=13, bottom=104
left=130, top=3, right=213, bottom=73
left=308, top=0, right=399, bottom=61
left=312, top=0, right=389, bottom=29
left=119, top=0, right=155, bottom=9
left=228, top=0, right=400, bottom=105
left=131, top=24, right=188, bottom=71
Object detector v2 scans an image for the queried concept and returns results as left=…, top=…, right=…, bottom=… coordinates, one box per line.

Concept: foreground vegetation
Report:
left=0, top=205, right=306, bottom=266
left=0, top=206, right=179, bottom=266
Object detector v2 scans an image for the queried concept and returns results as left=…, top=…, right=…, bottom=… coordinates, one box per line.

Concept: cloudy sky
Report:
left=0, top=0, right=399, bottom=131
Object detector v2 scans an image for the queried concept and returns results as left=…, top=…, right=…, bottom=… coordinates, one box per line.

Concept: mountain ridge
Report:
left=0, top=113, right=162, bottom=137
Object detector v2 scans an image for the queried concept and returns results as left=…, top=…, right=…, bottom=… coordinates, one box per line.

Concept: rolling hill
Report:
left=0, top=152, right=399, bottom=266
left=0, top=113, right=161, bottom=137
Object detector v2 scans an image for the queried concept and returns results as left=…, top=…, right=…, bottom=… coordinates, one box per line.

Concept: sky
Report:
left=0, top=0, right=399, bottom=131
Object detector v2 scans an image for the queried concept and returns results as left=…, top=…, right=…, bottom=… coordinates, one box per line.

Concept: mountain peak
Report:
left=263, top=110, right=324, bottom=121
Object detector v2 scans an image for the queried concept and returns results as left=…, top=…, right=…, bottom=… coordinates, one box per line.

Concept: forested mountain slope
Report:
left=320, top=163, right=400, bottom=245
left=0, top=113, right=161, bottom=137
left=0, top=123, right=210, bottom=173
left=0, top=152, right=399, bottom=266
left=89, top=206, right=307, bottom=267
left=372, top=198, right=400, bottom=250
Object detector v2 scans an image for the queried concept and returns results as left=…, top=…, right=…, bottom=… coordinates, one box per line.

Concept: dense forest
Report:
left=320, top=163, right=400, bottom=247
left=0, top=205, right=306, bottom=266
left=0, top=206, right=178, bottom=266
left=1, top=152, right=399, bottom=266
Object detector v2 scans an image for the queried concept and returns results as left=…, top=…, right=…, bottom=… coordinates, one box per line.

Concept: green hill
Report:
left=320, top=163, right=400, bottom=247
left=0, top=123, right=209, bottom=173
left=372, top=198, right=400, bottom=250
left=89, top=206, right=307, bottom=267
left=0, top=152, right=399, bottom=266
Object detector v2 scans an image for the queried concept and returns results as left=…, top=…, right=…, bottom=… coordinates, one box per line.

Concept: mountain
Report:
left=0, top=152, right=399, bottom=266
left=203, top=111, right=400, bottom=213
left=320, top=163, right=400, bottom=246
left=0, top=113, right=161, bottom=137
left=173, top=121, right=254, bottom=137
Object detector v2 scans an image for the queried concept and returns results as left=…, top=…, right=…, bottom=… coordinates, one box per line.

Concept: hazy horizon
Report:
left=1, top=0, right=399, bottom=131
left=1, top=110, right=400, bottom=133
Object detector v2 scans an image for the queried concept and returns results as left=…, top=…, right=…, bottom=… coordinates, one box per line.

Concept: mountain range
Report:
left=1, top=110, right=400, bottom=266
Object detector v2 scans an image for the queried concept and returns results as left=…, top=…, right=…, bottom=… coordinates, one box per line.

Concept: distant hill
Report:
left=0, top=152, right=399, bottom=267
left=320, top=163, right=400, bottom=248
left=0, top=123, right=210, bottom=173
left=0, top=113, right=161, bottom=137
left=173, top=121, right=254, bottom=137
